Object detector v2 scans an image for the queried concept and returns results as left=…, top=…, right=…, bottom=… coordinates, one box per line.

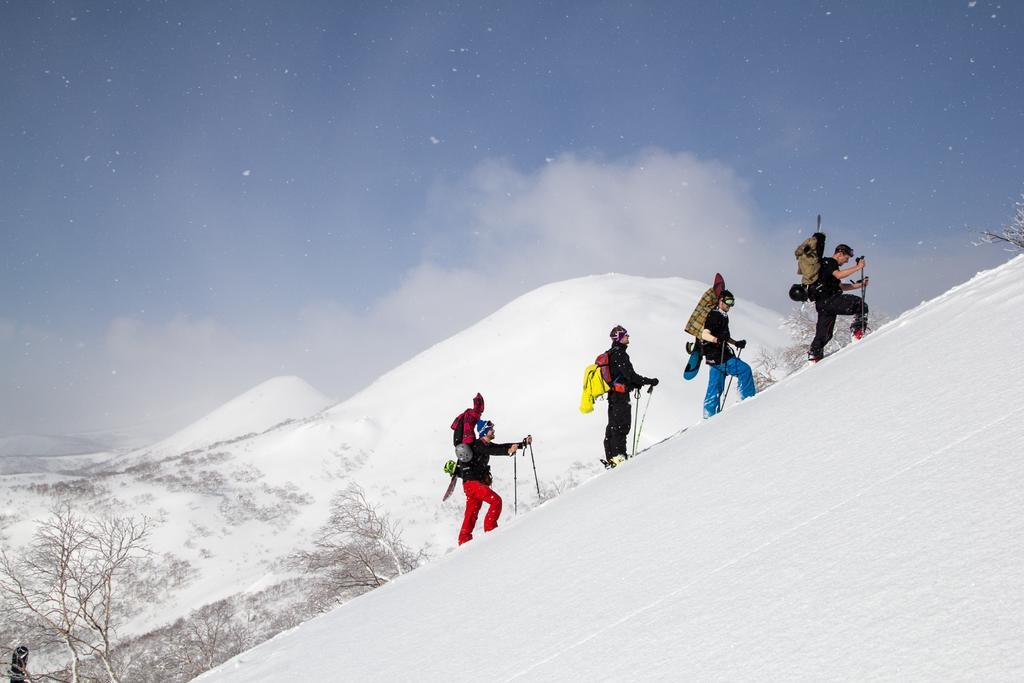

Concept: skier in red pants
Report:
left=457, top=420, right=532, bottom=545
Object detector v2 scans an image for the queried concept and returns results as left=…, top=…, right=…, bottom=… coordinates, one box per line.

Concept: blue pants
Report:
left=703, top=357, right=756, bottom=418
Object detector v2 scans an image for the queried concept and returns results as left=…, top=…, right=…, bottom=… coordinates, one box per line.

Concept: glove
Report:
left=735, top=339, right=747, bottom=349
left=648, top=378, right=659, bottom=387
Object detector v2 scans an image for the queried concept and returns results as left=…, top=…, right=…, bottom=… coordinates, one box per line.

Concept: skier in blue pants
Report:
left=700, top=290, right=756, bottom=418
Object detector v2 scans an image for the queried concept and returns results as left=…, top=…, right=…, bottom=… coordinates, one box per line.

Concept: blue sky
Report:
left=2, top=1, right=1021, bottom=438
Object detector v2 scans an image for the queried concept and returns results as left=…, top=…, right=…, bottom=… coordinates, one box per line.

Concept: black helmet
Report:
left=14, top=645, right=28, bottom=658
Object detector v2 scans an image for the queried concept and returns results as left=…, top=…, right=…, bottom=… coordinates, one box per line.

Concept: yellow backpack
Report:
left=579, top=363, right=612, bottom=413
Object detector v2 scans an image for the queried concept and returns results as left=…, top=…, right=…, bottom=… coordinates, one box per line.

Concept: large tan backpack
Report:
left=795, top=233, right=825, bottom=285
left=684, top=273, right=725, bottom=337
left=789, top=226, right=827, bottom=302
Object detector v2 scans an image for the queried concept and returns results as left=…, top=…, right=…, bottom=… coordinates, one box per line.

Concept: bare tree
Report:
left=0, top=505, right=150, bottom=683
left=752, top=344, right=781, bottom=391
left=294, top=484, right=424, bottom=609
left=174, top=600, right=245, bottom=679
left=978, top=193, right=1024, bottom=250
left=111, top=578, right=314, bottom=683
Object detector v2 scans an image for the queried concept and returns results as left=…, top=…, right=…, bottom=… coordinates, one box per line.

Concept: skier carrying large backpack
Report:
left=807, top=244, right=869, bottom=363
left=700, top=290, right=756, bottom=418
left=601, top=325, right=658, bottom=468
left=455, top=420, right=532, bottom=545
left=683, top=273, right=726, bottom=381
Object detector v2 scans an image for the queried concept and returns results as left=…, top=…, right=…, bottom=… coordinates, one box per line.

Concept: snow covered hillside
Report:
left=122, top=375, right=336, bottom=463
left=0, top=274, right=786, bottom=640
left=199, top=256, right=1024, bottom=681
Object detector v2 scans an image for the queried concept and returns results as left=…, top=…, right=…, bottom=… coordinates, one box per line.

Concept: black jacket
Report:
left=606, top=342, right=651, bottom=393
left=457, top=438, right=516, bottom=482
left=814, top=256, right=842, bottom=300
left=701, top=309, right=734, bottom=365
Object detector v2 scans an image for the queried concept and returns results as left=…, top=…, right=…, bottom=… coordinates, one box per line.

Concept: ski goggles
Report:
left=722, top=298, right=735, bottom=306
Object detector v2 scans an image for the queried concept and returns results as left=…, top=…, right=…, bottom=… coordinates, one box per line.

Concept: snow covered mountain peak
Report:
left=129, top=375, right=334, bottom=462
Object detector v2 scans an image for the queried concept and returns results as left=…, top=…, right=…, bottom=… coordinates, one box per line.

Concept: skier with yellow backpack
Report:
left=580, top=325, right=658, bottom=468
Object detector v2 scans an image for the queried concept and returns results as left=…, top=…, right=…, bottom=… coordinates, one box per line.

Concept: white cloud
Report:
left=3, top=149, right=1007, bottom=439
left=454, top=150, right=758, bottom=281
left=0, top=151, right=764, bottom=438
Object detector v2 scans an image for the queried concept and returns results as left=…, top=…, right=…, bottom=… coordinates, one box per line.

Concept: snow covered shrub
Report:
left=293, top=483, right=425, bottom=610
left=979, top=193, right=1024, bottom=250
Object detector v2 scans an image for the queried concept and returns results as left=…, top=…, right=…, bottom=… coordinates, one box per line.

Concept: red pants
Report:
left=459, top=480, right=503, bottom=545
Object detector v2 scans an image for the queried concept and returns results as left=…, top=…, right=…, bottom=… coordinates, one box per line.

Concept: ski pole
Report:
left=631, top=386, right=655, bottom=459
left=528, top=441, right=540, bottom=499
left=513, top=448, right=518, bottom=516
left=715, top=339, right=729, bottom=413
left=860, top=263, right=868, bottom=333
left=631, top=388, right=641, bottom=458
left=719, top=346, right=742, bottom=412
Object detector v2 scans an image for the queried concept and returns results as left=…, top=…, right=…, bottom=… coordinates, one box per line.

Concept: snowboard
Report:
left=683, top=340, right=702, bottom=380
left=441, top=474, right=458, bottom=501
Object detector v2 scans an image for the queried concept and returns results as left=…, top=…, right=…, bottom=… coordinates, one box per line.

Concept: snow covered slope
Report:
left=0, top=274, right=787, bottom=635
left=200, top=257, right=1024, bottom=681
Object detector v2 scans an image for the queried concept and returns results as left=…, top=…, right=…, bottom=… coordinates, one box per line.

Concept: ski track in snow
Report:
left=506, top=405, right=1024, bottom=681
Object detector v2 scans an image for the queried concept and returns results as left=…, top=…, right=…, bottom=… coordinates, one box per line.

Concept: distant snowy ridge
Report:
left=124, top=375, right=334, bottom=462
left=0, top=434, right=116, bottom=475
left=0, top=433, right=107, bottom=458
left=199, top=257, right=1024, bottom=681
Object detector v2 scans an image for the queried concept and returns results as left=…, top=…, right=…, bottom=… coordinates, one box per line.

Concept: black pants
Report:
left=604, top=392, right=632, bottom=458
left=809, top=293, right=868, bottom=359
